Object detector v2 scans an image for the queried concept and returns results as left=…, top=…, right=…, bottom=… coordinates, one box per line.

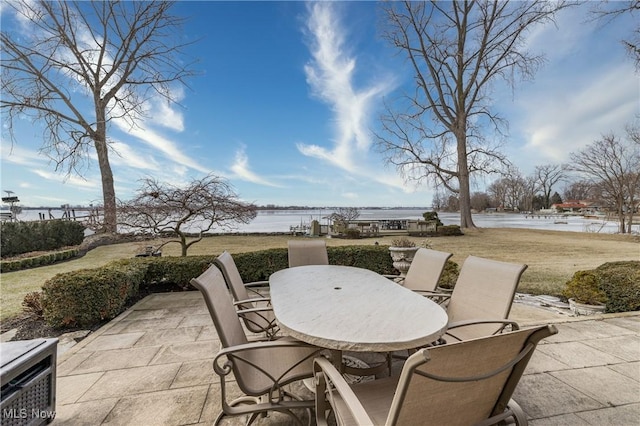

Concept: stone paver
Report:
left=44, top=291, right=639, bottom=425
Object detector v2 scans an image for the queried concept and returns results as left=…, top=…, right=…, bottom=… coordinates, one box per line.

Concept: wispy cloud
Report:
left=123, top=125, right=209, bottom=174
left=0, top=144, right=46, bottom=167
left=298, top=2, right=394, bottom=170
left=32, top=168, right=98, bottom=190
left=511, top=6, right=638, bottom=166
left=230, top=146, right=281, bottom=187
left=109, top=141, right=159, bottom=171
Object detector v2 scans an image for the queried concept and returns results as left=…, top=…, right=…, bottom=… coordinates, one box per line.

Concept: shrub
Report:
left=390, top=237, right=416, bottom=247
left=234, top=249, right=288, bottom=282
left=39, top=245, right=397, bottom=328
left=22, top=291, right=44, bottom=318
left=140, top=256, right=216, bottom=290
left=437, top=225, right=463, bottom=236
left=343, top=228, right=361, bottom=239
left=1, top=220, right=85, bottom=257
left=437, top=260, right=460, bottom=289
left=562, top=261, right=640, bottom=313
left=595, top=261, right=640, bottom=313
left=1, top=249, right=79, bottom=273
left=422, top=211, right=443, bottom=227
left=42, top=263, right=146, bottom=327
left=562, top=270, right=607, bottom=305
left=328, top=245, right=396, bottom=275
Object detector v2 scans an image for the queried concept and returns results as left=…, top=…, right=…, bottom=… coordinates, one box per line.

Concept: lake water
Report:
left=12, top=208, right=637, bottom=235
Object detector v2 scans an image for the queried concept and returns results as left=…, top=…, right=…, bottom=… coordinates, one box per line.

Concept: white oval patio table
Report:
left=269, top=265, right=449, bottom=374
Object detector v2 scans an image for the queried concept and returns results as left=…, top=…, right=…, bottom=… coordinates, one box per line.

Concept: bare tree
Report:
left=568, top=129, right=640, bottom=233
left=590, top=0, right=640, bottom=71
left=376, top=0, right=573, bottom=229
left=328, top=207, right=361, bottom=233
left=534, top=164, right=567, bottom=208
left=521, top=175, right=539, bottom=213
left=470, top=191, right=493, bottom=212
left=1, top=1, right=197, bottom=233
left=118, top=175, right=257, bottom=256
left=563, top=179, right=594, bottom=202
left=488, top=168, right=530, bottom=211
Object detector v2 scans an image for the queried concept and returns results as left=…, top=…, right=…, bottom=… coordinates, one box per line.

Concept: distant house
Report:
left=551, top=200, right=589, bottom=213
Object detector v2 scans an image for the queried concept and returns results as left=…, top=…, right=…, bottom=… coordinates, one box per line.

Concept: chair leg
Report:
left=508, top=400, right=528, bottom=426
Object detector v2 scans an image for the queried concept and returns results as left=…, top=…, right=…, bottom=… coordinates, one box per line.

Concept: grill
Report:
left=1, top=339, right=57, bottom=426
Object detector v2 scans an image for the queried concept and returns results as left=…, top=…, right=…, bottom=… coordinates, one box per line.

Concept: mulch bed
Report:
left=1, top=313, right=106, bottom=341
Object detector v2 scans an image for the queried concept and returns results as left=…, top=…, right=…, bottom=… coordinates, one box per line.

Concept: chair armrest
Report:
left=236, top=305, right=274, bottom=316
left=216, top=338, right=317, bottom=358
left=245, top=280, right=269, bottom=287
left=214, top=339, right=324, bottom=380
left=314, top=357, right=375, bottom=426
left=233, top=297, right=271, bottom=306
left=413, top=290, right=451, bottom=305
left=445, top=319, right=520, bottom=342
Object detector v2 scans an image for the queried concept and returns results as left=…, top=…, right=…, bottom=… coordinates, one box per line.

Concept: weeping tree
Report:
left=1, top=1, right=197, bottom=233
left=118, top=175, right=257, bottom=256
left=376, top=0, right=573, bottom=228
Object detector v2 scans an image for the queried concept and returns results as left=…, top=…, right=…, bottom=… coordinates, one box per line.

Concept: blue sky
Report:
left=1, top=1, right=638, bottom=208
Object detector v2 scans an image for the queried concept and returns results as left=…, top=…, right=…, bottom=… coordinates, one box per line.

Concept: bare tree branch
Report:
left=376, top=0, right=574, bottom=228
left=118, top=174, right=257, bottom=256
left=1, top=1, right=199, bottom=232
left=568, top=129, right=640, bottom=233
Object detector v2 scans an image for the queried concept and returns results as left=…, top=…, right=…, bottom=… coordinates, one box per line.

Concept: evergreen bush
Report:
left=0, top=220, right=85, bottom=257
left=39, top=245, right=397, bottom=328
left=562, top=261, right=640, bottom=313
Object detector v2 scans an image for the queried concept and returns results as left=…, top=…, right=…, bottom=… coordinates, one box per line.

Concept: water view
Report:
left=11, top=207, right=637, bottom=235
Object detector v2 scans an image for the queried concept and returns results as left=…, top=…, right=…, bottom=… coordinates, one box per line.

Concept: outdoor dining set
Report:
left=190, top=239, right=558, bottom=425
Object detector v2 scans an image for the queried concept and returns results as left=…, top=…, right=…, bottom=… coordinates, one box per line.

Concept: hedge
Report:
left=1, top=220, right=85, bottom=258
left=1, top=249, right=79, bottom=273
left=40, top=245, right=400, bottom=328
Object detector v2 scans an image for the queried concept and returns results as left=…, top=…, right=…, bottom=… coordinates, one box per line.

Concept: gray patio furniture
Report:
left=439, top=255, right=528, bottom=343
left=214, top=251, right=279, bottom=339
left=385, top=248, right=453, bottom=303
left=314, top=324, right=557, bottom=426
left=287, top=239, right=329, bottom=267
left=190, top=264, right=325, bottom=425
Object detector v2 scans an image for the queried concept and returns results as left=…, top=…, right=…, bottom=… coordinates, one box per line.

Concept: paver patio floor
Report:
left=50, top=291, right=639, bottom=425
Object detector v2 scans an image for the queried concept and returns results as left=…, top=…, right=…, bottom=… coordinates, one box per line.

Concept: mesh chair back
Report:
left=215, top=251, right=251, bottom=304
left=389, top=325, right=555, bottom=426
left=403, top=248, right=453, bottom=292
left=214, top=251, right=276, bottom=336
left=446, top=255, right=527, bottom=340
left=190, top=264, right=248, bottom=349
left=287, top=239, right=329, bottom=267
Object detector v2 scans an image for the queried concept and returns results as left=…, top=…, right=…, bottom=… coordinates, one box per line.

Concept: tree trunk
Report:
left=456, top=132, right=476, bottom=229
left=94, top=108, right=117, bottom=234
left=617, top=199, right=626, bottom=234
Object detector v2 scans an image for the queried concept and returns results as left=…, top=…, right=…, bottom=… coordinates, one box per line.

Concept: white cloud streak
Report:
left=298, top=2, right=394, bottom=170
left=513, top=5, right=639, bottom=166
left=231, top=146, right=281, bottom=187
left=32, top=169, right=98, bottom=190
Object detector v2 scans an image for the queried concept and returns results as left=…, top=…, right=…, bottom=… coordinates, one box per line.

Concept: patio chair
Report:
left=441, top=255, right=528, bottom=343
left=214, top=251, right=279, bottom=339
left=386, top=248, right=453, bottom=296
left=190, top=264, right=325, bottom=425
left=314, top=324, right=557, bottom=426
left=287, top=239, right=329, bottom=267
